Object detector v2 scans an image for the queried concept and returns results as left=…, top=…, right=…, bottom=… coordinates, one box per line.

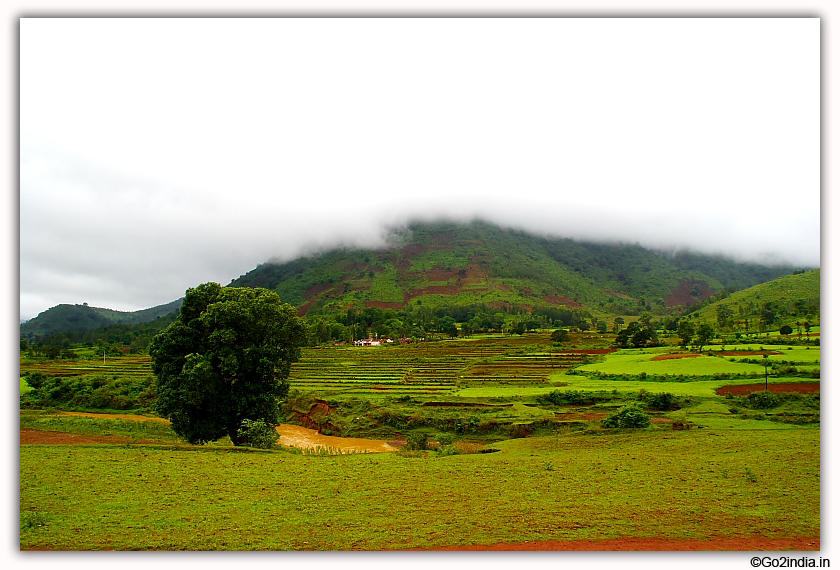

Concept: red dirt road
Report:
left=420, top=536, right=820, bottom=551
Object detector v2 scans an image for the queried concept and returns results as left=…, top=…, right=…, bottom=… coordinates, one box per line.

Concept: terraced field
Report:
left=287, top=335, right=602, bottom=396
left=19, top=355, right=153, bottom=378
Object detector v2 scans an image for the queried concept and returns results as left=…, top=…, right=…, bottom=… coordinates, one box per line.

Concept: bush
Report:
left=237, top=419, right=280, bottom=449
left=24, top=372, right=46, bottom=389
left=602, top=405, right=651, bottom=428
left=405, top=432, right=430, bottom=451
left=436, top=433, right=454, bottom=446
left=642, top=392, right=678, bottom=411
left=745, top=391, right=780, bottom=409
left=539, top=390, right=596, bottom=406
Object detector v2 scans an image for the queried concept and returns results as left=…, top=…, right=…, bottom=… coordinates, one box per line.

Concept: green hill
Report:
left=23, top=221, right=812, bottom=339
left=21, top=298, right=183, bottom=339
left=229, top=221, right=802, bottom=318
left=687, top=269, right=820, bottom=332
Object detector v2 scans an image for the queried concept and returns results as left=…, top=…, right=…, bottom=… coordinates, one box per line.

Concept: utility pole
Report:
left=763, top=354, right=769, bottom=391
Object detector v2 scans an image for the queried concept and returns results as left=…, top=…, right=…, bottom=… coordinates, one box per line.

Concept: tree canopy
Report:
left=149, top=283, right=306, bottom=445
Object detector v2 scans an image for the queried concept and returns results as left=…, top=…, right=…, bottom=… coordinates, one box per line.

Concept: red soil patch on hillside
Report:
left=297, top=298, right=318, bottom=316
left=716, top=382, right=820, bottom=396
left=302, top=282, right=333, bottom=300
left=365, top=301, right=406, bottom=310
left=542, top=295, right=582, bottom=308
left=408, top=285, right=460, bottom=296
left=663, top=280, right=713, bottom=307
left=20, top=428, right=161, bottom=446
left=651, top=353, right=704, bottom=361
left=418, top=536, right=819, bottom=551
left=425, top=267, right=462, bottom=281
left=717, top=351, right=783, bottom=356
left=430, top=233, right=456, bottom=246
left=399, top=244, right=452, bottom=258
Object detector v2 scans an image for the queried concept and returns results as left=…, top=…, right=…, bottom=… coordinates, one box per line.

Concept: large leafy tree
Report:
left=149, top=283, right=306, bottom=445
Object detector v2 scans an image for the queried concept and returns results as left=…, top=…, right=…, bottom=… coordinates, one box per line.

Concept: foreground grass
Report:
left=21, top=426, right=818, bottom=550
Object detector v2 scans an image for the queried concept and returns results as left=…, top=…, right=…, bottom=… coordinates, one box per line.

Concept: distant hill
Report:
left=20, top=298, right=183, bottom=338
left=687, top=269, right=820, bottom=331
left=229, top=221, right=804, bottom=318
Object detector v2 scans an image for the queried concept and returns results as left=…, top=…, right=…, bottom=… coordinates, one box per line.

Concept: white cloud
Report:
left=19, top=18, right=820, bottom=319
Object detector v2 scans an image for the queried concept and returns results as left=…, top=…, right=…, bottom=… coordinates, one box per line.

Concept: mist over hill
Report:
left=22, top=221, right=814, bottom=339
left=230, top=221, right=803, bottom=318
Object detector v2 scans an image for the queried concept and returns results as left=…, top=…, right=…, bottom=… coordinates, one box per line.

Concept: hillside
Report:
left=230, top=221, right=802, bottom=318
left=20, top=298, right=183, bottom=338
left=688, top=269, right=820, bottom=332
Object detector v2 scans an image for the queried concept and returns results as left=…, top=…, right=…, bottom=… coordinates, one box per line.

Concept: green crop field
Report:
left=20, top=329, right=820, bottom=551
left=575, top=351, right=767, bottom=377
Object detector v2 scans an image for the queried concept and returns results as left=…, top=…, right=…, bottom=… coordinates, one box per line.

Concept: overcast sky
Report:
left=19, top=17, right=820, bottom=320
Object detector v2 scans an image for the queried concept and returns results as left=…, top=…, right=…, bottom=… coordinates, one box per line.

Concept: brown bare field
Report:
left=20, top=428, right=161, bottom=446
left=716, top=382, right=820, bottom=396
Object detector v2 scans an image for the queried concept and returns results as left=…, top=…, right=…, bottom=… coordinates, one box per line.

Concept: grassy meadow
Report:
left=19, top=330, right=820, bottom=550
left=20, top=425, right=819, bottom=550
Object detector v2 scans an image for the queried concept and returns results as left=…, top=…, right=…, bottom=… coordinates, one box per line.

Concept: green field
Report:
left=20, top=331, right=820, bottom=550
left=20, top=425, right=819, bottom=550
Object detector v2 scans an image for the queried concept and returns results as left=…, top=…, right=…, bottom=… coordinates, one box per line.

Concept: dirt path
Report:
left=419, top=536, right=820, bottom=551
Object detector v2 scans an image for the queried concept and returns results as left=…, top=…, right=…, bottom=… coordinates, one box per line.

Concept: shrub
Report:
left=405, top=432, right=430, bottom=451
left=602, top=405, right=651, bottom=428
left=745, top=391, right=780, bottom=409
left=539, top=390, right=596, bottom=406
left=436, top=433, right=454, bottom=446
left=237, top=419, right=279, bottom=449
left=642, top=392, right=678, bottom=411
left=24, top=372, right=46, bottom=389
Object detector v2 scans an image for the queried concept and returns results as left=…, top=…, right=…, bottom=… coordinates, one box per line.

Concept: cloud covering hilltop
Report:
left=19, top=19, right=819, bottom=320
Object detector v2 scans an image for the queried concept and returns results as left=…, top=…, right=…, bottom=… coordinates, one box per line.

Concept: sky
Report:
left=19, top=17, right=820, bottom=320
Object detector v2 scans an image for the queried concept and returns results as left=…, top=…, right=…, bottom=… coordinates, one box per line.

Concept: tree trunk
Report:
left=228, top=423, right=245, bottom=446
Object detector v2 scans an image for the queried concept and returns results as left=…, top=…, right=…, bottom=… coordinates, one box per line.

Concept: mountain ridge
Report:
left=21, top=221, right=813, bottom=338
left=230, top=221, right=804, bottom=318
